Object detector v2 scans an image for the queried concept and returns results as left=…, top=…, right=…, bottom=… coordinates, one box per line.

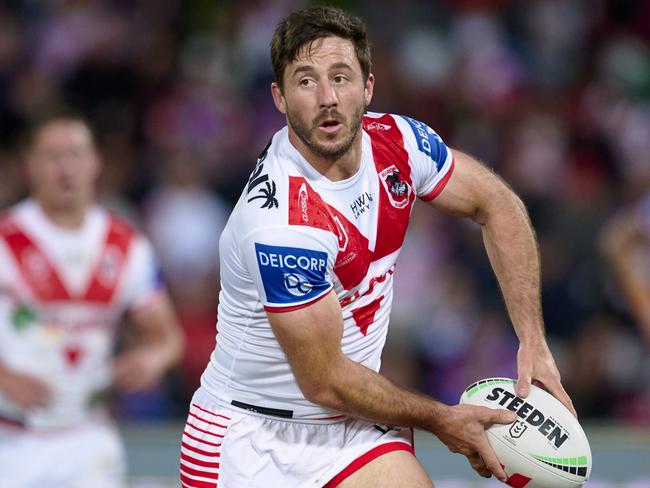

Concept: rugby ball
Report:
left=459, top=378, right=592, bottom=488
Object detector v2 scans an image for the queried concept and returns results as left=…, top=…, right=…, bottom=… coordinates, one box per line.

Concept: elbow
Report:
left=477, top=185, right=528, bottom=227
left=300, top=381, right=337, bottom=408
left=296, top=373, right=344, bottom=410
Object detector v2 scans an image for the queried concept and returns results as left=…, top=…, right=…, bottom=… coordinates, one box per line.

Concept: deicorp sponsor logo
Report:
left=485, top=387, right=569, bottom=449
left=255, top=243, right=330, bottom=305
left=402, top=116, right=446, bottom=171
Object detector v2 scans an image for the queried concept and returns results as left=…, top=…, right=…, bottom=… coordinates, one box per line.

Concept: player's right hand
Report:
left=434, top=404, right=516, bottom=483
left=0, top=368, right=51, bottom=409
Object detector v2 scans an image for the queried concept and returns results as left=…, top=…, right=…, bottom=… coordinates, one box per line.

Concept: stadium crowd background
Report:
left=0, top=0, right=649, bottom=428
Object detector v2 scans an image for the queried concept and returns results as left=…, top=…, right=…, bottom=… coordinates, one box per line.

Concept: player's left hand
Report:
left=112, top=347, right=168, bottom=393
left=515, top=339, right=577, bottom=418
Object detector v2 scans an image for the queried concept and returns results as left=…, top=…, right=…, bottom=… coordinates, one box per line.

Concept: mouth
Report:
left=318, top=118, right=343, bottom=134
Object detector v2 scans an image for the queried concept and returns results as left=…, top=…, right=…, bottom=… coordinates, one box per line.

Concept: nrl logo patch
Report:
left=379, top=166, right=412, bottom=209
left=509, top=420, right=528, bottom=439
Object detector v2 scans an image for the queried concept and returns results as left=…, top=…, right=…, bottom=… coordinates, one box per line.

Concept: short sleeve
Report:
left=240, top=226, right=337, bottom=313
left=398, top=115, right=455, bottom=201
left=122, top=236, right=165, bottom=311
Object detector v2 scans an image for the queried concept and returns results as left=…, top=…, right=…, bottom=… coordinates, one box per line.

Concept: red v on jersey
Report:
left=0, top=215, right=134, bottom=304
left=363, top=114, right=415, bottom=261
left=288, top=176, right=371, bottom=291
left=287, top=114, right=415, bottom=292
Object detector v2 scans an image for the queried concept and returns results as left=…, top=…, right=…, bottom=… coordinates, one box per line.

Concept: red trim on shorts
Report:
left=323, top=441, right=414, bottom=487
left=189, top=411, right=228, bottom=428
left=186, top=421, right=225, bottom=438
left=182, top=441, right=222, bottom=458
left=264, top=288, right=331, bottom=313
left=181, top=452, right=220, bottom=468
left=183, top=430, right=222, bottom=448
left=420, top=156, right=455, bottom=201
left=180, top=463, right=219, bottom=480
left=191, top=403, right=231, bottom=420
left=181, top=452, right=221, bottom=469
left=180, top=472, right=217, bottom=488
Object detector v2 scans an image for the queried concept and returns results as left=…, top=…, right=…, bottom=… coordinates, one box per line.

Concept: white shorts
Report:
left=0, top=418, right=126, bottom=488
left=180, top=388, right=414, bottom=488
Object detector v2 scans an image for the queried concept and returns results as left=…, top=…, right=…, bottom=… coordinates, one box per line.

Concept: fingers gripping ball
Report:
left=459, top=378, right=592, bottom=488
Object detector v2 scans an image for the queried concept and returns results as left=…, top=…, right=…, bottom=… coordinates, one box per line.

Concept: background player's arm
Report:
left=267, top=292, right=515, bottom=482
left=0, top=363, right=51, bottom=409
left=112, top=293, right=184, bottom=393
left=601, top=209, right=650, bottom=348
left=430, top=149, right=575, bottom=415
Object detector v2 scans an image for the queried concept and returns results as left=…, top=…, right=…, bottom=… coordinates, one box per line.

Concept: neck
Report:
left=37, top=200, right=89, bottom=229
left=288, top=130, right=363, bottom=182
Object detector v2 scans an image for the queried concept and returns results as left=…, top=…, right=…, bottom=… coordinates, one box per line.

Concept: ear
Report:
left=364, top=73, right=375, bottom=107
left=271, top=82, right=287, bottom=114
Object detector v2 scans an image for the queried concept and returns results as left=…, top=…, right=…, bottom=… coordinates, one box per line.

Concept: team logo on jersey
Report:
left=255, top=243, right=330, bottom=305
left=379, top=166, right=412, bottom=209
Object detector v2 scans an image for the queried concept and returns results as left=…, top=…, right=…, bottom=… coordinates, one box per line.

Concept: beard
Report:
left=286, top=101, right=366, bottom=161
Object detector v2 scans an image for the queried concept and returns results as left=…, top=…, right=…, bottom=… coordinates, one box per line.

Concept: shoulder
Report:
left=0, top=200, right=33, bottom=237
left=364, top=111, right=445, bottom=151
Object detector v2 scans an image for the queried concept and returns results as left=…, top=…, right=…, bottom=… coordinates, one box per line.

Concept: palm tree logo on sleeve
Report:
left=246, top=140, right=278, bottom=209
left=248, top=180, right=278, bottom=209
left=379, top=166, right=412, bottom=209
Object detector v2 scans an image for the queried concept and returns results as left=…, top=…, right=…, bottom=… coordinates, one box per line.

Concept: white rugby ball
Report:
left=459, top=378, right=592, bottom=488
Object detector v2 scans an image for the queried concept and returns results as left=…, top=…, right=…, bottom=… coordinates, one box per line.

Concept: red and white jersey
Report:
left=0, top=200, right=163, bottom=428
left=202, top=112, right=454, bottom=420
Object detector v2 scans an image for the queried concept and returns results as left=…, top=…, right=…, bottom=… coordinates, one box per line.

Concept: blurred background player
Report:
left=0, top=111, right=184, bottom=488
left=601, top=192, right=650, bottom=349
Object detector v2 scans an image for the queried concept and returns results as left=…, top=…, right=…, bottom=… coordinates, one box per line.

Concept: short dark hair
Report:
left=271, top=6, right=371, bottom=89
left=20, top=107, right=95, bottom=154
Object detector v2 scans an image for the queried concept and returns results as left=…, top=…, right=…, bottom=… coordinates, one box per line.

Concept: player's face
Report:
left=26, top=120, right=101, bottom=211
left=272, top=36, right=374, bottom=161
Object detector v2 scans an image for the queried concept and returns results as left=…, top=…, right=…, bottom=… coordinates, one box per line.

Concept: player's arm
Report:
left=600, top=208, right=650, bottom=347
left=0, top=362, right=51, bottom=409
left=429, top=149, right=576, bottom=416
left=267, top=291, right=515, bottom=482
left=112, top=293, right=184, bottom=393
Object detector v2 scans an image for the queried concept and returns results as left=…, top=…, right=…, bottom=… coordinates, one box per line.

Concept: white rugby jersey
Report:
left=202, top=112, right=454, bottom=420
left=0, top=200, right=163, bottom=429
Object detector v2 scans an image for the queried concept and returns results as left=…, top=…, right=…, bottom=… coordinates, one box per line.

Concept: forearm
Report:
left=306, top=355, right=447, bottom=432
left=480, top=193, right=544, bottom=344
left=127, top=298, right=184, bottom=371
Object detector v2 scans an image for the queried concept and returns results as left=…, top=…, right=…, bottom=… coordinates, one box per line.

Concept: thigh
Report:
left=338, top=449, right=434, bottom=488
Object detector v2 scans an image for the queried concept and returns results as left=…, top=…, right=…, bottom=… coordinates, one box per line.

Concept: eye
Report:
left=299, top=78, right=315, bottom=87
left=333, top=75, right=348, bottom=84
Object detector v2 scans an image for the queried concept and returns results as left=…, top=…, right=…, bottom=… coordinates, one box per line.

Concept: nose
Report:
left=318, top=81, right=338, bottom=109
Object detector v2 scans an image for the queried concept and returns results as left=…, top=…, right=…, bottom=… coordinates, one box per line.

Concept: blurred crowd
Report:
left=0, top=0, right=649, bottom=424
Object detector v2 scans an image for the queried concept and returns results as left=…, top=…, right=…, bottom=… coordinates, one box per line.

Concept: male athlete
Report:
left=601, top=193, right=650, bottom=348
left=180, top=7, right=576, bottom=487
left=0, top=112, right=184, bottom=487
